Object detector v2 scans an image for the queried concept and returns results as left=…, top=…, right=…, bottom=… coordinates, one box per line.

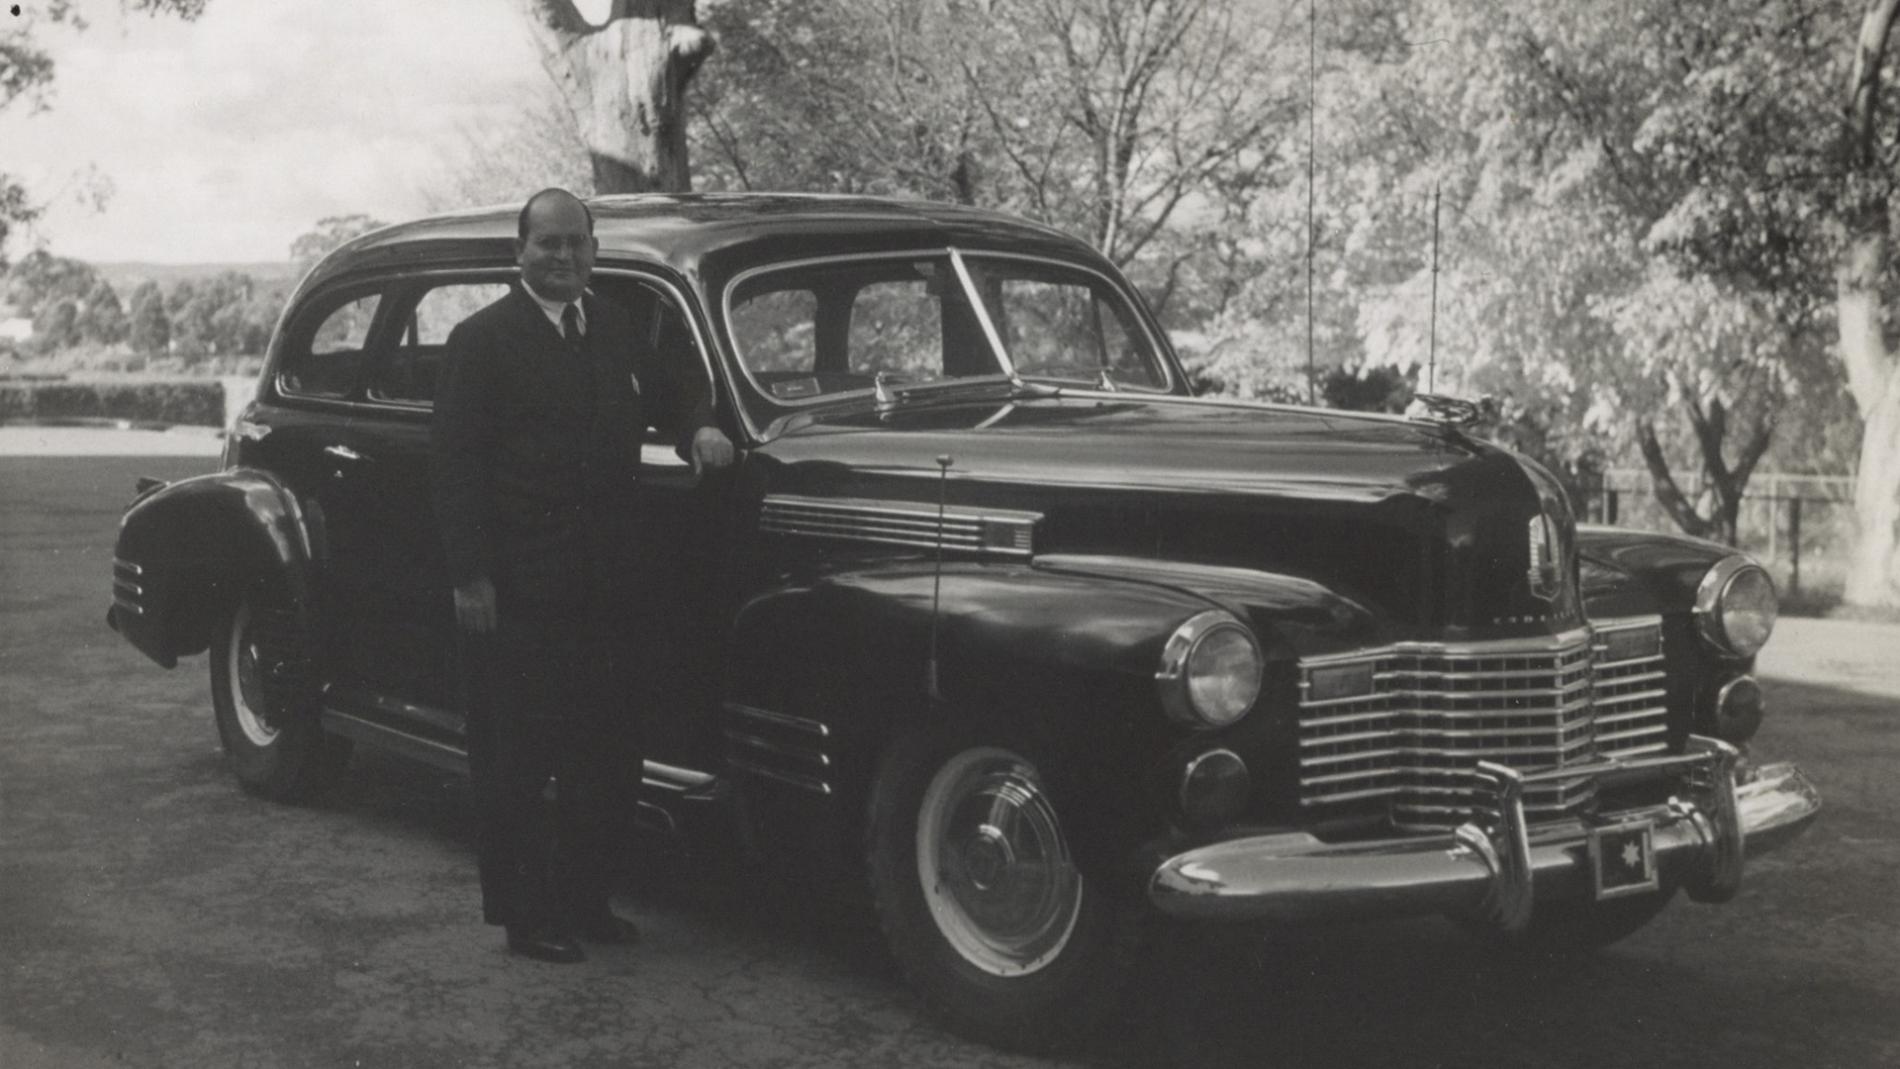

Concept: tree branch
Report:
left=1637, top=421, right=1716, bottom=539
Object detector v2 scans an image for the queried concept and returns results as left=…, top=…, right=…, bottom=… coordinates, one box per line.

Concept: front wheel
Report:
left=865, top=726, right=1141, bottom=1053
left=209, top=588, right=349, bottom=802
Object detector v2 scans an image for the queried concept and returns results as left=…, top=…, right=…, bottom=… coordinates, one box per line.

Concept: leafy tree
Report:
left=691, top=0, right=1299, bottom=325
left=425, top=91, right=591, bottom=210
left=2, top=249, right=102, bottom=316
left=1, top=1, right=209, bottom=264
left=290, top=215, right=388, bottom=274
left=1322, top=362, right=1416, bottom=414
left=76, top=278, right=127, bottom=345
left=30, top=296, right=80, bottom=352
left=126, top=280, right=170, bottom=356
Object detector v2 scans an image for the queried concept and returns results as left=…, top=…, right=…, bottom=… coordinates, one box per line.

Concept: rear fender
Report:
left=109, top=468, right=317, bottom=668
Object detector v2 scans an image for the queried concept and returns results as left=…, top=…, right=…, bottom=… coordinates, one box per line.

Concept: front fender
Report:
left=1577, top=524, right=1734, bottom=618
left=109, top=468, right=316, bottom=667
left=723, top=559, right=1227, bottom=876
left=727, top=560, right=1222, bottom=735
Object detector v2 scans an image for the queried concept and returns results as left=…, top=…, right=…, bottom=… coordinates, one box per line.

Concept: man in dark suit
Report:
left=431, top=187, right=734, bottom=963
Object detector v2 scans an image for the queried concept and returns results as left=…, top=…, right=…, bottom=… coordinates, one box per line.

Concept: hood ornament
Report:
left=1405, top=393, right=1493, bottom=427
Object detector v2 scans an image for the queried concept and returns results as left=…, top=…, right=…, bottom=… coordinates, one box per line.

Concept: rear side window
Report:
left=279, top=293, right=381, bottom=399
left=728, top=288, right=818, bottom=377
left=847, top=280, right=942, bottom=376
left=369, top=282, right=508, bottom=405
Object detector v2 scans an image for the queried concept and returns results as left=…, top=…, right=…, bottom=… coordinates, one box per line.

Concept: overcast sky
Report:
left=2, top=0, right=576, bottom=264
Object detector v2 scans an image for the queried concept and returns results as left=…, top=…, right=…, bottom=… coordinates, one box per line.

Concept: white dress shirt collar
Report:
left=521, top=280, right=587, bottom=337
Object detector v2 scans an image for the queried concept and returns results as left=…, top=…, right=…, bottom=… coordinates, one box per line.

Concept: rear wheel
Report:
left=865, top=725, right=1141, bottom=1053
left=209, top=588, right=349, bottom=801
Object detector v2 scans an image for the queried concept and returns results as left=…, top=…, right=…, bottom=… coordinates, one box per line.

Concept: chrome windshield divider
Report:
left=947, top=246, right=1019, bottom=386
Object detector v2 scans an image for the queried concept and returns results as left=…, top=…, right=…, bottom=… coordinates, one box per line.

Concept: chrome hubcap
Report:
left=227, top=601, right=279, bottom=748
left=916, top=747, right=1082, bottom=976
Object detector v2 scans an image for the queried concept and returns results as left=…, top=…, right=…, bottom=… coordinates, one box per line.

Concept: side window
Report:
left=847, top=281, right=941, bottom=377
left=730, top=288, right=817, bottom=373
left=369, top=282, right=508, bottom=405
left=281, top=293, right=379, bottom=399
left=629, top=280, right=721, bottom=428
left=728, top=288, right=820, bottom=398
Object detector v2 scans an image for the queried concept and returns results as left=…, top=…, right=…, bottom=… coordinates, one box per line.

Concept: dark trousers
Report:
left=457, top=608, right=638, bottom=930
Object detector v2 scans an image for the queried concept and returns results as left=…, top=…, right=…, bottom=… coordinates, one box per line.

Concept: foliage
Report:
left=0, top=377, right=225, bottom=426
left=289, top=215, right=389, bottom=275
left=692, top=0, right=1300, bottom=320
left=1321, top=361, right=1416, bottom=414
left=77, top=279, right=126, bottom=345
left=423, top=90, right=592, bottom=212
left=0, top=1, right=208, bottom=264
left=126, top=280, right=169, bottom=356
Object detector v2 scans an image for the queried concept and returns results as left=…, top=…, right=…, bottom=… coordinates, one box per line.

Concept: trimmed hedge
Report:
left=0, top=379, right=228, bottom=427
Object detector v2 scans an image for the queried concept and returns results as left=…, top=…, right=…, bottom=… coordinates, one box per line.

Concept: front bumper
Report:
left=1148, top=737, right=1821, bottom=929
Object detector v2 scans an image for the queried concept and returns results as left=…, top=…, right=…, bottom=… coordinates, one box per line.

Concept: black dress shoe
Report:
left=573, top=911, right=640, bottom=945
left=505, top=927, right=585, bottom=964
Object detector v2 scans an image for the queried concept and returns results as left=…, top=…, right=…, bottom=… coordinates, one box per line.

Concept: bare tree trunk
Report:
left=1838, top=0, right=1900, bottom=607
left=519, top=0, right=716, bottom=194
left=1635, top=394, right=1773, bottom=547
left=1637, top=421, right=1719, bottom=542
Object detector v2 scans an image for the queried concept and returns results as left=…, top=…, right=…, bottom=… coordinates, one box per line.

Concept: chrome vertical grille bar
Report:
left=1297, top=617, right=1671, bottom=830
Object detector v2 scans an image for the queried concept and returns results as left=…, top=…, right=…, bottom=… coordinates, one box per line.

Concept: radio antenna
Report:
left=927, top=454, right=953, bottom=703
left=1428, top=183, right=1441, bottom=395
left=1305, top=0, right=1317, bottom=405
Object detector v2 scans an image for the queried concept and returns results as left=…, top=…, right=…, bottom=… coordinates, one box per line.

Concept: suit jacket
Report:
left=431, top=284, right=715, bottom=617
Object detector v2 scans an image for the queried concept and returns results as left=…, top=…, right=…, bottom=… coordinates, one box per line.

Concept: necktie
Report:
left=560, top=302, right=582, bottom=344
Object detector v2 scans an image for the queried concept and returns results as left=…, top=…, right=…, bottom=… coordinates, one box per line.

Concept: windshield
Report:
left=960, top=255, right=1170, bottom=392
left=724, top=251, right=1171, bottom=421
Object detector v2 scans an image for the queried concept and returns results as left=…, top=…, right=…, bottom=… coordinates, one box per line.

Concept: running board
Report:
left=319, top=706, right=723, bottom=812
left=321, top=707, right=469, bottom=775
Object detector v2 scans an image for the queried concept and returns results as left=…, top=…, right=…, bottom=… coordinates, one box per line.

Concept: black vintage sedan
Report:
left=107, top=194, right=1820, bottom=1052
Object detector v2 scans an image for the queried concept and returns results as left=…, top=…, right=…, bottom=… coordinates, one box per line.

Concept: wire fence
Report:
left=1580, top=470, right=1856, bottom=598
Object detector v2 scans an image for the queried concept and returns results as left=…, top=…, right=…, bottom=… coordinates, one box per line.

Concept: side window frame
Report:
left=361, top=272, right=517, bottom=411
left=271, top=281, right=394, bottom=406
left=591, top=266, right=732, bottom=438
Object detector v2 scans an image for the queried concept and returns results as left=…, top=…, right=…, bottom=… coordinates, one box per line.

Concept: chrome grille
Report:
left=1298, top=617, right=1670, bottom=830
left=760, top=495, right=1039, bottom=558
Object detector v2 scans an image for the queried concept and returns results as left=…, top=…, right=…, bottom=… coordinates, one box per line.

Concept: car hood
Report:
left=750, top=394, right=1583, bottom=637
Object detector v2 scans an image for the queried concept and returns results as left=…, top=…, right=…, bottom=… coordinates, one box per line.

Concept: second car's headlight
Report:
left=1695, top=556, right=1778, bottom=659
left=1157, top=610, right=1263, bottom=728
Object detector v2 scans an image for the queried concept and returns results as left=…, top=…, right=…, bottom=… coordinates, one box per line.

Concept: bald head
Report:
left=515, top=188, right=597, bottom=303
left=517, top=188, right=594, bottom=242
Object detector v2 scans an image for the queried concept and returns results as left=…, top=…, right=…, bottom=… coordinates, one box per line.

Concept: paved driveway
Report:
left=2, top=452, right=1895, bottom=1069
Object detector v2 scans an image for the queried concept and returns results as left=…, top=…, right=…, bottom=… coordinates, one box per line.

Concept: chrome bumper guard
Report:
left=1148, top=737, right=1821, bottom=929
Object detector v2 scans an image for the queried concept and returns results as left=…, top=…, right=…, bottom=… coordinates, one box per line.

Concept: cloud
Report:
left=3, top=0, right=546, bottom=262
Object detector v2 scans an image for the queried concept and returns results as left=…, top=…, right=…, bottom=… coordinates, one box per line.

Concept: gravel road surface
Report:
left=2, top=452, right=1893, bottom=1069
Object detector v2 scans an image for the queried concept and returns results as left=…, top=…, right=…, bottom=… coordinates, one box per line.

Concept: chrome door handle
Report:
left=323, top=444, right=370, bottom=464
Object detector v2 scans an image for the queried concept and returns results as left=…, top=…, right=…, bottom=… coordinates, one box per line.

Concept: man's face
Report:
left=516, top=196, right=597, bottom=303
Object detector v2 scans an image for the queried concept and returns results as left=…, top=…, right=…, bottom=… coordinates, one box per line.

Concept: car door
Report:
left=238, top=283, right=393, bottom=693
left=345, top=276, right=515, bottom=719
left=599, top=270, right=745, bottom=776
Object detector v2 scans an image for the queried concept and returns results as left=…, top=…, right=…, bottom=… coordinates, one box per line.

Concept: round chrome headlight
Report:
left=1695, top=557, right=1778, bottom=659
left=1157, top=611, right=1263, bottom=728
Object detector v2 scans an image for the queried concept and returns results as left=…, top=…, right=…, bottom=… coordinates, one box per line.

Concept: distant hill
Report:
left=93, top=261, right=301, bottom=293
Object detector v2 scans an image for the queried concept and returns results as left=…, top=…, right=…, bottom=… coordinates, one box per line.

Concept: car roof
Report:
left=297, top=193, right=1107, bottom=297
